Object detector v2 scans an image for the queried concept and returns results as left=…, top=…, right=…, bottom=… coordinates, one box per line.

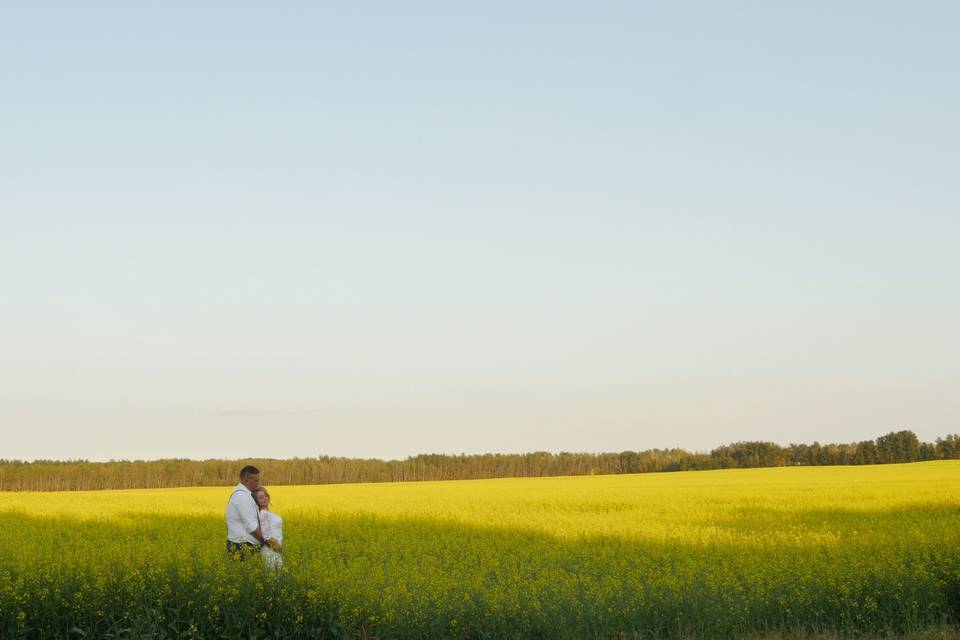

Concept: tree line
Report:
left=2, top=430, right=958, bottom=491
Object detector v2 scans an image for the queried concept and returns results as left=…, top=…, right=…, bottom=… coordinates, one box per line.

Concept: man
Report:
left=226, top=465, right=269, bottom=559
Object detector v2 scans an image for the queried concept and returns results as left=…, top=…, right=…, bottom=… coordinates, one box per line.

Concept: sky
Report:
left=2, top=1, right=958, bottom=462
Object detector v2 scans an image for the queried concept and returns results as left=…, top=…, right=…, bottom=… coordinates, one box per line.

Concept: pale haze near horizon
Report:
left=2, top=2, right=958, bottom=462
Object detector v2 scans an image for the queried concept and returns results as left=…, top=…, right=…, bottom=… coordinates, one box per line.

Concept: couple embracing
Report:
left=225, top=465, right=284, bottom=568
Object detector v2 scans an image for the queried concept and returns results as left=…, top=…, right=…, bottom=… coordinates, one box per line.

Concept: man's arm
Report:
left=251, top=525, right=280, bottom=549
left=237, top=497, right=266, bottom=544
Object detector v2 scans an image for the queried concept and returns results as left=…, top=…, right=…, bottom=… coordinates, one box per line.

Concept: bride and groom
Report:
left=225, top=465, right=284, bottom=567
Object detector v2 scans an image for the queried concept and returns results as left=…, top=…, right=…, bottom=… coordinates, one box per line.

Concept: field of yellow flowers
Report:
left=2, top=461, right=959, bottom=639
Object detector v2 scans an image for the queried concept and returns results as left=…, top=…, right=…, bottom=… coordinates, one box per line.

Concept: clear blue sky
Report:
left=2, top=2, right=958, bottom=461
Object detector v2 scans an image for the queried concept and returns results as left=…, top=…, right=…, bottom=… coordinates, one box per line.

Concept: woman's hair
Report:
left=252, top=486, right=271, bottom=505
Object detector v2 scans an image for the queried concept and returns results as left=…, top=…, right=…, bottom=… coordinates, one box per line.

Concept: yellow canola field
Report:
left=3, top=461, right=959, bottom=639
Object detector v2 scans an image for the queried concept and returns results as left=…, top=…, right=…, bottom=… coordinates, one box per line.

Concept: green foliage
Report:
left=1, top=463, right=959, bottom=639
left=3, top=431, right=959, bottom=492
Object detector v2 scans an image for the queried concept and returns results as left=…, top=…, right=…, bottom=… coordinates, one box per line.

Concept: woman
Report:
left=252, top=486, right=284, bottom=569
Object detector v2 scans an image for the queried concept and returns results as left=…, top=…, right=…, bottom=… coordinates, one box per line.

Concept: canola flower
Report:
left=2, top=461, right=959, bottom=638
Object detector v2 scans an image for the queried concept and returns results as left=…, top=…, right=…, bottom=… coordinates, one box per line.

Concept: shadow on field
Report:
left=697, top=502, right=960, bottom=539
left=3, top=504, right=959, bottom=639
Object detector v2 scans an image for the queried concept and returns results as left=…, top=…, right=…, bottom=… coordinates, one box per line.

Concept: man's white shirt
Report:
left=226, top=482, right=261, bottom=544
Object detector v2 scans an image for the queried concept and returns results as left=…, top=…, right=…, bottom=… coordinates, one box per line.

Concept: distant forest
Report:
left=2, top=430, right=958, bottom=491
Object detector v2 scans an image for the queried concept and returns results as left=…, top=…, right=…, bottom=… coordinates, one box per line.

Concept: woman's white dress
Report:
left=260, top=509, right=284, bottom=569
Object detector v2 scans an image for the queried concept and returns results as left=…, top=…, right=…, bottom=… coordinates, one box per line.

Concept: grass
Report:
left=2, top=461, right=959, bottom=638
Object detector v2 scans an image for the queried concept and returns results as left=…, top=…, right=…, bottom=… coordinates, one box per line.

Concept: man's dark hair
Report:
left=239, top=465, right=260, bottom=480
